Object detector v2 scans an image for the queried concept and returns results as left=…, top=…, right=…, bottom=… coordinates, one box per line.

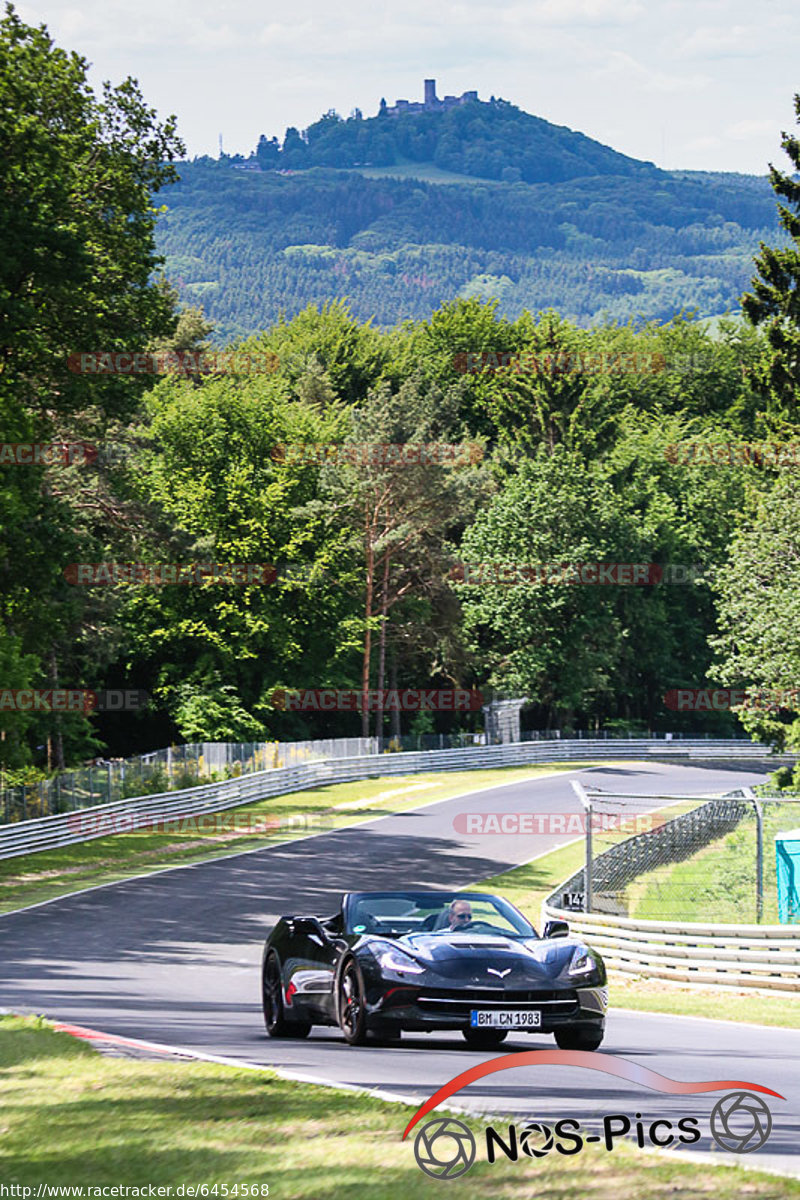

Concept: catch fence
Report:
left=1, top=737, right=795, bottom=859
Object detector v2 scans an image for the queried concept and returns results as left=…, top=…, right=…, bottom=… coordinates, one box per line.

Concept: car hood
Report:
left=389, top=932, right=581, bottom=978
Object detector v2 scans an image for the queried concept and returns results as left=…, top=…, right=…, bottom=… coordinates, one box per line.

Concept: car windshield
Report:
left=346, top=892, right=536, bottom=938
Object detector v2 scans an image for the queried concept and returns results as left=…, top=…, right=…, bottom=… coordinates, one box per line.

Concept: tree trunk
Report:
left=361, top=512, right=375, bottom=739
left=390, top=650, right=401, bottom=741
left=374, top=554, right=390, bottom=743
left=50, top=647, right=65, bottom=770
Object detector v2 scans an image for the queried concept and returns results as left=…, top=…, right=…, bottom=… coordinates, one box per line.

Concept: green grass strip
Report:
left=1, top=1015, right=798, bottom=1196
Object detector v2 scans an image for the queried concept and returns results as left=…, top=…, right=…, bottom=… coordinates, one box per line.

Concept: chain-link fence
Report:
left=554, top=783, right=800, bottom=925
left=3, top=727, right=736, bottom=826
left=0, top=737, right=378, bottom=824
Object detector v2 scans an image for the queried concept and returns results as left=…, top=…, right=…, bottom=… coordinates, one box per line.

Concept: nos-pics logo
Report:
left=415, top=1118, right=476, bottom=1180
left=405, top=1052, right=782, bottom=1179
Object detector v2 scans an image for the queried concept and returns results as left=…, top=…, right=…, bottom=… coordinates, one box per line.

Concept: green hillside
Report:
left=248, top=96, right=660, bottom=183
left=156, top=156, right=778, bottom=340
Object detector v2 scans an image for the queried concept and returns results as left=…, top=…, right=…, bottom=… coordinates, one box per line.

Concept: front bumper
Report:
left=366, top=983, right=607, bottom=1033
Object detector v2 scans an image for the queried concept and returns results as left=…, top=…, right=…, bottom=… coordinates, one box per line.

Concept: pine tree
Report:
left=741, top=94, right=800, bottom=415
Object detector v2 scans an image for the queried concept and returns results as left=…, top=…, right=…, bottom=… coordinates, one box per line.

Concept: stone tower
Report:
left=424, top=79, right=438, bottom=108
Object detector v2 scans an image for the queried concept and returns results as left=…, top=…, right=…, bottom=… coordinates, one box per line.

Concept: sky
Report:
left=17, top=0, right=800, bottom=174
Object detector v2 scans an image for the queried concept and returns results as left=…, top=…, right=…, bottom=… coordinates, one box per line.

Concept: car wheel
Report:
left=262, top=952, right=311, bottom=1039
left=554, top=1026, right=604, bottom=1051
left=462, top=1028, right=508, bottom=1049
left=338, top=958, right=369, bottom=1045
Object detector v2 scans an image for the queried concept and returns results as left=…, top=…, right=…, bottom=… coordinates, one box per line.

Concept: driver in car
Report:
left=448, top=898, right=473, bottom=929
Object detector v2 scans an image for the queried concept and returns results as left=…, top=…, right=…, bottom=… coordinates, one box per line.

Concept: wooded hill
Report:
left=249, top=97, right=660, bottom=182
left=157, top=155, right=778, bottom=340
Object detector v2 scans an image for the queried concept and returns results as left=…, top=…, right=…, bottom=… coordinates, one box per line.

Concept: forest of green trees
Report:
left=157, top=78, right=783, bottom=339
left=2, top=8, right=800, bottom=786
left=157, top=162, right=780, bottom=340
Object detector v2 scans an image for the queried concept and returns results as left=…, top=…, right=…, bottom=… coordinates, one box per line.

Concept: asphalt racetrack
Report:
left=1, top=761, right=798, bottom=1176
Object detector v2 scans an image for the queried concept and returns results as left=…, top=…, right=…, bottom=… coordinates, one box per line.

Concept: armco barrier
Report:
left=0, top=738, right=794, bottom=862
left=539, top=902, right=800, bottom=991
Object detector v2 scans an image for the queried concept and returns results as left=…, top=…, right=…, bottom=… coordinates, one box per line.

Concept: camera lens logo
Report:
left=710, top=1092, right=772, bottom=1153
left=414, top=1117, right=476, bottom=1179
left=519, top=1121, right=554, bottom=1157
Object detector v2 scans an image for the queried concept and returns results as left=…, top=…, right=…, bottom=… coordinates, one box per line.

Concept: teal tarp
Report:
left=775, top=829, right=800, bottom=924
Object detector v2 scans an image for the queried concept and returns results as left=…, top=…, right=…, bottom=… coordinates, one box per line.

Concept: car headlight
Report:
left=375, top=946, right=426, bottom=975
left=568, top=946, right=598, bottom=976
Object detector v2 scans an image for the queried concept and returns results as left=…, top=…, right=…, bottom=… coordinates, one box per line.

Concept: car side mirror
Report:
left=543, top=920, right=569, bottom=939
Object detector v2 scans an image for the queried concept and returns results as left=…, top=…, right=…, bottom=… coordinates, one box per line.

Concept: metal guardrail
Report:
left=0, top=737, right=795, bottom=862
left=0, top=736, right=380, bottom=823
left=539, top=903, right=800, bottom=991
left=2, top=730, right=755, bottom=823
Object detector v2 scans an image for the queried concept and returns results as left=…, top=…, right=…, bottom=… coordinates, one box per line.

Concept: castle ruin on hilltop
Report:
left=380, top=79, right=479, bottom=117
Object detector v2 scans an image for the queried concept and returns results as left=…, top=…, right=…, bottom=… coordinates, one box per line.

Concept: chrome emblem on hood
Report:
left=487, top=967, right=511, bottom=978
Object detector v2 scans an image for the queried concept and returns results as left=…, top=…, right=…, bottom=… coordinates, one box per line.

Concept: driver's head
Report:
left=448, top=898, right=472, bottom=929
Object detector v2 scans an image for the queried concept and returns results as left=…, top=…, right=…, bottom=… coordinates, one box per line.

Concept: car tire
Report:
left=462, top=1028, right=508, bottom=1049
left=262, top=952, right=311, bottom=1039
left=554, top=1026, right=604, bottom=1051
left=338, top=958, right=369, bottom=1046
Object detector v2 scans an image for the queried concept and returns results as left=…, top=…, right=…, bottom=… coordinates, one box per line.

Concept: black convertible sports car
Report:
left=261, top=889, right=607, bottom=1048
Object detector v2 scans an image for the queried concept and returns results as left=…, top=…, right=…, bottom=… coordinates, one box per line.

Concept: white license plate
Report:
left=470, top=1009, right=541, bottom=1028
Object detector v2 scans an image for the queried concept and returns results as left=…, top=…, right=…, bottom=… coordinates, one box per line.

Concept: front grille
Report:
left=417, top=987, right=579, bottom=1015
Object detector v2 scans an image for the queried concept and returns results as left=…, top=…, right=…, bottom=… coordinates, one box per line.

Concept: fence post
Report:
left=571, top=780, right=593, bottom=914
left=585, top=801, right=593, bottom=914
left=742, top=788, right=764, bottom=923
left=756, top=798, right=764, bottom=923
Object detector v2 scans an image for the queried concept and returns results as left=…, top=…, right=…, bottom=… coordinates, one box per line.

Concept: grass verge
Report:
left=0, top=763, right=599, bottom=916
left=610, top=977, right=800, bottom=1028
left=629, top=802, right=800, bottom=924
left=1, top=1014, right=797, bottom=1197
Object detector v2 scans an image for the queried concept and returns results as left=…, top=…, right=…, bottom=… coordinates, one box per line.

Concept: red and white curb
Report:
left=6, top=1010, right=419, bottom=1107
